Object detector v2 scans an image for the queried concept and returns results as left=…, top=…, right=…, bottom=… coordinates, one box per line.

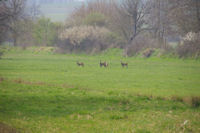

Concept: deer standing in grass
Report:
left=77, top=61, right=84, bottom=67
left=100, top=60, right=108, bottom=68
left=121, top=61, right=128, bottom=68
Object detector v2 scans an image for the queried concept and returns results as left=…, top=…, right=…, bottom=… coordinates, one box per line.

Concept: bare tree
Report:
left=120, top=0, right=148, bottom=42
left=0, top=0, right=11, bottom=43
left=69, top=0, right=116, bottom=26
left=28, top=1, right=41, bottom=20
left=0, top=0, right=26, bottom=45
left=168, top=0, right=200, bottom=34
left=147, top=0, right=172, bottom=47
left=196, top=0, right=200, bottom=31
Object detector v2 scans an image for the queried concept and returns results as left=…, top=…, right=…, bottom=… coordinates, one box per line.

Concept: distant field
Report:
left=0, top=47, right=200, bottom=132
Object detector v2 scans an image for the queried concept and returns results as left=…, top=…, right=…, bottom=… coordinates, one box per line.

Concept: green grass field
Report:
left=0, top=47, right=200, bottom=132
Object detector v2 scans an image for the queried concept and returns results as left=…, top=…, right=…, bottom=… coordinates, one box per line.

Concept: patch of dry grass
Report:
left=0, top=122, right=18, bottom=133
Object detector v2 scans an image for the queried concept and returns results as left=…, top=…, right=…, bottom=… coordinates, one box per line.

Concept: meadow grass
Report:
left=0, top=47, right=200, bottom=132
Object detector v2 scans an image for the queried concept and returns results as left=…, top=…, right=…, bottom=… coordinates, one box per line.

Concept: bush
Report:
left=32, top=17, right=61, bottom=46
left=83, top=12, right=107, bottom=27
left=58, top=26, right=120, bottom=54
left=142, top=48, right=155, bottom=58
left=177, top=32, right=200, bottom=58
left=124, top=34, right=157, bottom=57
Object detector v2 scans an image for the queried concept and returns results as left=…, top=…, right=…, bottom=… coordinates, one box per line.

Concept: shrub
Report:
left=124, top=34, right=157, bottom=57
left=177, top=32, right=200, bottom=58
left=58, top=26, right=119, bottom=54
left=142, top=48, right=155, bottom=58
left=32, top=17, right=60, bottom=46
left=83, top=12, right=107, bottom=27
left=105, top=32, right=126, bottom=48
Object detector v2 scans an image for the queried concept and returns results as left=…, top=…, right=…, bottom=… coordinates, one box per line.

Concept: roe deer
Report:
left=77, top=61, right=84, bottom=67
left=100, top=60, right=108, bottom=68
left=121, top=61, right=128, bottom=68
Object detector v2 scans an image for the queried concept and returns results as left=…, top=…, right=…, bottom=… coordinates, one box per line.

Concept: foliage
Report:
left=33, top=17, right=58, bottom=46
left=124, top=34, right=157, bottom=57
left=14, top=19, right=35, bottom=47
left=15, top=17, right=64, bottom=47
left=83, top=12, right=107, bottom=27
left=59, top=26, right=109, bottom=45
left=0, top=0, right=26, bottom=45
left=177, top=32, right=200, bottom=58
left=65, top=0, right=200, bottom=57
left=142, top=48, right=155, bottom=58
left=168, top=0, right=200, bottom=34
left=120, top=0, right=148, bottom=40
left=59, top=26, right=121, bottom=53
